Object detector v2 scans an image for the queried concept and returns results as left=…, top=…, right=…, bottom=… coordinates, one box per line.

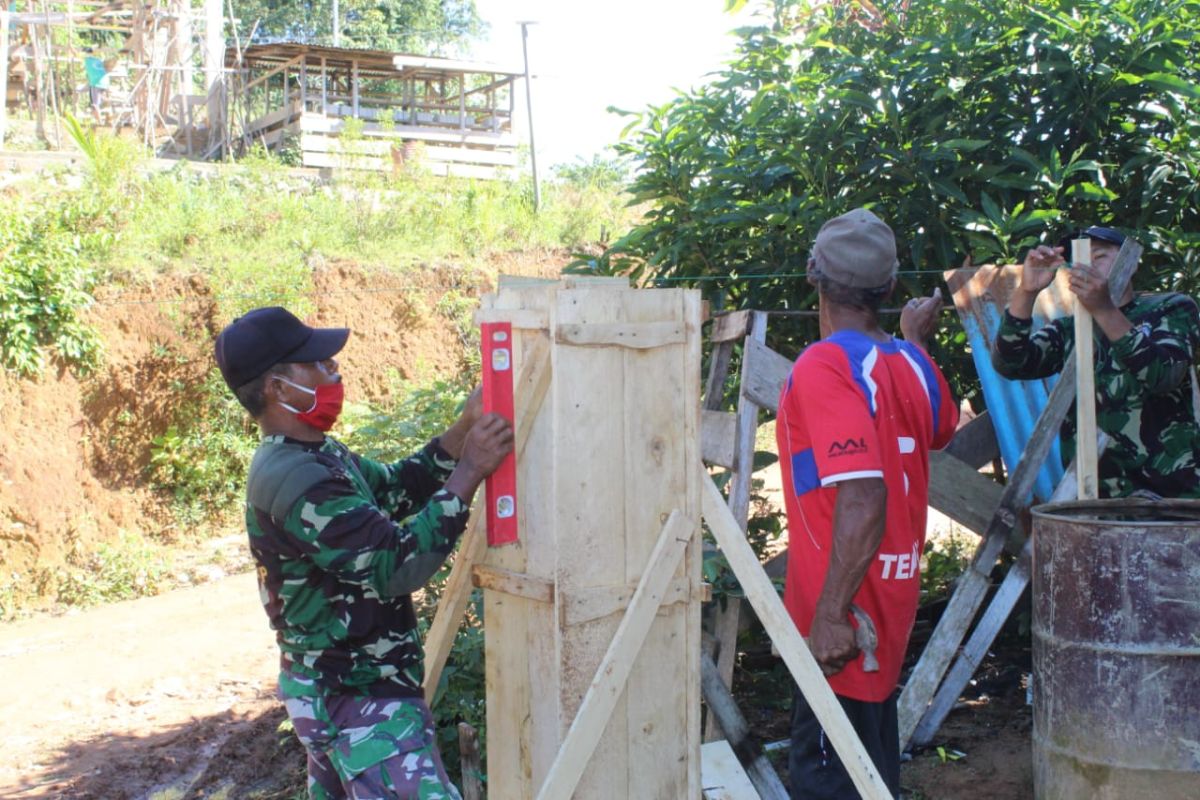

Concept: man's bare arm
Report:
left=809, top=477, right=887, bottom=675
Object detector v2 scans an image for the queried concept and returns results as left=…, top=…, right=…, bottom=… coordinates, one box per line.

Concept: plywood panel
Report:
left=479, top=282, right=701, bottom=799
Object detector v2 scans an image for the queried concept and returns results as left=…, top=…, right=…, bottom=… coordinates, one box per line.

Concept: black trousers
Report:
left=788, top=687, right=901, bottom=800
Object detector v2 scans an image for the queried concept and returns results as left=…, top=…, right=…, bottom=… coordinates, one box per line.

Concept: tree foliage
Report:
left=232, top=0, right=483, bottom=54
left=591, top=0, right=1200, bottom=333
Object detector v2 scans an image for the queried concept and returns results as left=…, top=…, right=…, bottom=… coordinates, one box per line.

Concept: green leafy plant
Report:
left=148, top=369, right=260, bottom=524
left=54, top=531, right=173, bottom=607
left=0, top=209, right=103, bottom=376
left=921, top=528, right=973, bottom=601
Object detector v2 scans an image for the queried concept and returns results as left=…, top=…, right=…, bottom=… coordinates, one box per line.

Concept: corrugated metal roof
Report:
left=227, top=42, right=522, bottom=77
left=945, top=264, right=1076, bottom=503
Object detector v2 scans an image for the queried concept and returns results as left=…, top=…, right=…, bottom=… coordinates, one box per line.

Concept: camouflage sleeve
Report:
left=284, top=475, right=470, bottom=597
left=352, top=439, right=458, bottom=521
left=1107, top=294, right=1200, bottom=397
left=991, top=310, right=1072, bottom=379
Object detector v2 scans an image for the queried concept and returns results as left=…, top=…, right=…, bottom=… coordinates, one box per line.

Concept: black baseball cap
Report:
left=1058, top=226, right=1126, bottom=250
left=214, top=307, right=349, bottom=390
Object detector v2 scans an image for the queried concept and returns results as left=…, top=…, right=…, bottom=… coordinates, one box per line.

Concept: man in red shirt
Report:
left=776, top=208, right=958, bottom=798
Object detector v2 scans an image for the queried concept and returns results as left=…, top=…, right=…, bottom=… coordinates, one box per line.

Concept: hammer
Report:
left=806, top=603, right=880, bottom=676
left=849, top=603, right=880, bottom=673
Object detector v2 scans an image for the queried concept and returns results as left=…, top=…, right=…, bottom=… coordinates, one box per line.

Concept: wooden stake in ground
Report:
left=1072, top=238, right=1099, bottom=500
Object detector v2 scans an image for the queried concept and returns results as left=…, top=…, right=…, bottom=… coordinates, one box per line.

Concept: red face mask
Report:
left=277, top=377, right=345, bottom=432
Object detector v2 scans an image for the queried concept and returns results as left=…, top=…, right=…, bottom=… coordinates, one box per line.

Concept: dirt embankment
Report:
left=0, top=250, right=567, bottom=604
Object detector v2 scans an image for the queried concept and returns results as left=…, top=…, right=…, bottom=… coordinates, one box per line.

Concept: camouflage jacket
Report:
left=992, top=292, right=1200, bottom=499
left=244, top=434, right=468, bottom=699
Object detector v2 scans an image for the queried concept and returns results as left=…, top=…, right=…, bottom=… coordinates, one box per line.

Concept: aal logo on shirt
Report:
left=827, top=437, right=868, bottom=458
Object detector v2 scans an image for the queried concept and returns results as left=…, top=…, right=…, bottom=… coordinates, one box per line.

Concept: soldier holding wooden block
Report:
left=993, top=226, right=1200, bottom=499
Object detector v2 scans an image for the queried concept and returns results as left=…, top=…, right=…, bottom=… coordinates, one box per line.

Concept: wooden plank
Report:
left=535, top=511, right=694, bottom=800
left=297, top=132, right=517, bottom=165
left=701, top=739, right=762, bottom=800
left=740, top=335, right=792, bottom=413
left=897, top=240, right=1143, bottom=748
left=682, top=290, right=706, bottom=799
left=620, top=287, right=701, bottom=799
left=730, top=313, right=768, bottom=524
left=562, top=575, right=702, bottom=627
left=701, top=475, right=892, bottom=799
left=244, top=100, right=300, bottom=136
left=701, top=652, right=788, bottom=800
left=701, top=409, right=737, bottom=470
left=703, top=340, right=736, bottom=411
left=928, top=450, right=1026, bottom=559
left=471, top=564, right=554, bottom=603
left=710, top=310, right=753, bottom=343
left=473, top=307, right=549, bottom=329
left=422, top=335, right=551, bottom=701
left=942, top=410, right=1001, bottom=470
left=300, top=150, right=503, bottom=180
left=706, top=312, right=770, bottom=742
left=1072, top=238, right=1099, bottom=500
left=242, top=53, right=302, bottom=92
left=909, top=437, right=1105, bottom=747
left=477, top=298, right=555, bottom=797
left=300, top=112, right=518, bottom=146
left=555, top=320, right=687, bottom=349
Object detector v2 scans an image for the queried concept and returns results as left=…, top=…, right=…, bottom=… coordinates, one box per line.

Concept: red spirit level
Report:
left=481, top=321, right=518, bottom=546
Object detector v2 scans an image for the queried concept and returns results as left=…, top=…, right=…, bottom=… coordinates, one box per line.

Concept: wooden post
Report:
left=1072, top=238, right=1099, bottom=499
left=458, top=73, right=466, bottom=130
left=351, top=59, right=358, bottom=117
left=457, top=722, right=483, bottom=800
left=705, top=310, right=765, bottom=742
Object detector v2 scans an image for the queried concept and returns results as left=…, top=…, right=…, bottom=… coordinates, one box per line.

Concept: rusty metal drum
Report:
left=1031, top=499, right=1200, bottom=799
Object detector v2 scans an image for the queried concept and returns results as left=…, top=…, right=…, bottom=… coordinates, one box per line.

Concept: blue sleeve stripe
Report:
left=898, top=341, right=944, bottom=431
left=791, top=448, right=820, bottom=497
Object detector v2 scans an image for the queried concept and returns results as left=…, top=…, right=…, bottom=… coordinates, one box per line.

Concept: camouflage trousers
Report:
left=282, top=693, right=462, bottom=800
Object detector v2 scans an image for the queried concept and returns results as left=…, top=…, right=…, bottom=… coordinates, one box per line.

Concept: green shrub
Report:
left=148, top=368, right=259, bottom=525
left=0, top=209, right=103, bottom=376
left=921, top=528, right=973, bottom=601
left=54, top=531, right=173, bottom=607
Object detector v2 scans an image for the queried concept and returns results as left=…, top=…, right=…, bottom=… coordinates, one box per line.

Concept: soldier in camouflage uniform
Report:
left=992, top=226, right=1200, bottom=499
left=214, top=307, right=513, bottom=800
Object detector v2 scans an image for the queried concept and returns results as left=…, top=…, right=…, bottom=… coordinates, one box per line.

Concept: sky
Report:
left=469, top=0, right=759, bottom=171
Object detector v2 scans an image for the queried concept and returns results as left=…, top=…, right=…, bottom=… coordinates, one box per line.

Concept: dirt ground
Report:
left=0, top=563, right=1033, bottom=799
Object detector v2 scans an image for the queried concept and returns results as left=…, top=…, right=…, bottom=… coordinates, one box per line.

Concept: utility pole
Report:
left=0, top=10, right=9, bottom=148
left=518, top=20, right=539, bottom=212
left=332, top=0, right=340, bottom=46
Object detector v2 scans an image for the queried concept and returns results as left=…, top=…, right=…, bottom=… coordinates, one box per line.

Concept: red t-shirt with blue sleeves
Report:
left=776, top=330, right=958, bottom=702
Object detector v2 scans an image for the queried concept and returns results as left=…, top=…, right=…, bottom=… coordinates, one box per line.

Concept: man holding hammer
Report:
left=777, top=209, right=959, bottom=798
left=993, top=226, right=1200, bottom=499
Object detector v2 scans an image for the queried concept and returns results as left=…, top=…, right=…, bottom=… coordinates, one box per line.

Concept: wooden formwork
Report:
left=473, top=277, right=704, bottom=799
